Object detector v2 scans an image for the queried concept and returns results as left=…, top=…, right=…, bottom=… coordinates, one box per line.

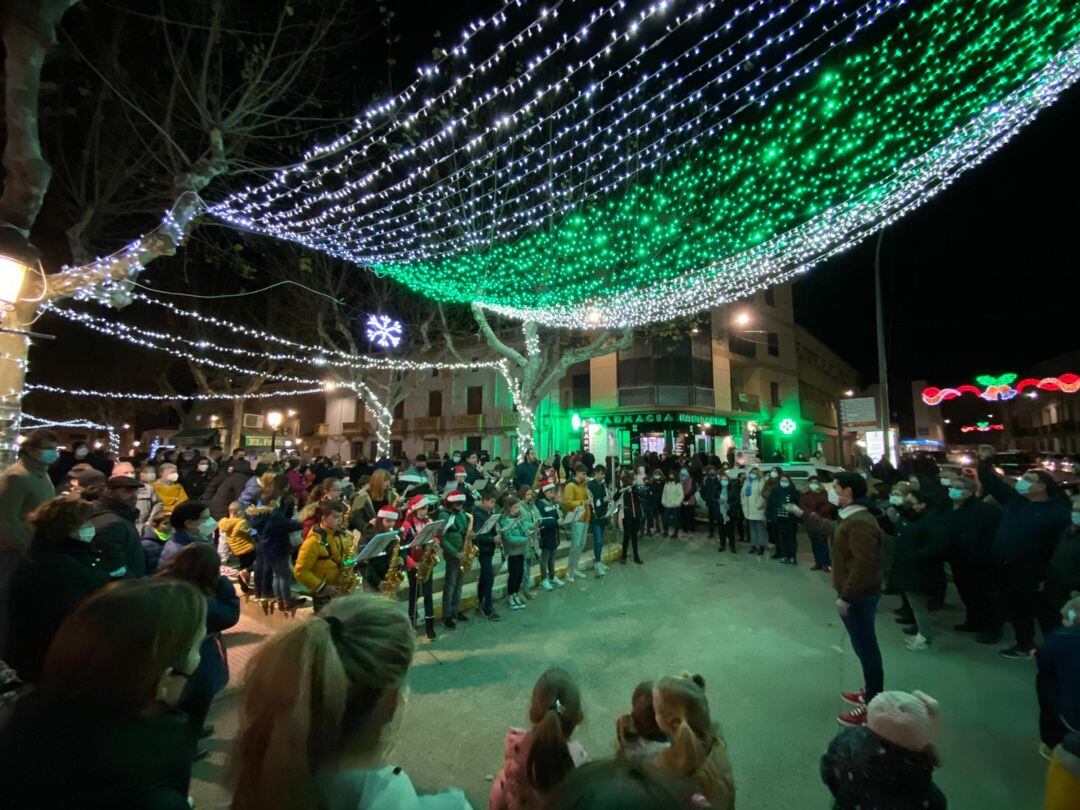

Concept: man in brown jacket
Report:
left=828, top=471, right=884, bottom=727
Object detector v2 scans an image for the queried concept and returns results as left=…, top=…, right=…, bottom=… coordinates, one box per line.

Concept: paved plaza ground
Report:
left=192, top=530, right=1048, bottom=808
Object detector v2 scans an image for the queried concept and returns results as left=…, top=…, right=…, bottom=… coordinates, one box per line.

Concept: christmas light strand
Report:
left=922, top=373, right=1080, bottom=405
left=23, top=383, right=335, bottom=401
left=20, top=413, right=120, bottom=454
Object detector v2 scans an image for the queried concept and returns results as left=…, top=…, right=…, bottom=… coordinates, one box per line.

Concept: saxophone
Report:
left=459, top=512, right=477, bottom=573
left=380, top=532, right=405, bottom=596
left=416, top=520, right=440, bottom=583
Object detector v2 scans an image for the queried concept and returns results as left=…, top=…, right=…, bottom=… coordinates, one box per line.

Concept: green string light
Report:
left=371, top=0, right=1079, bottom=325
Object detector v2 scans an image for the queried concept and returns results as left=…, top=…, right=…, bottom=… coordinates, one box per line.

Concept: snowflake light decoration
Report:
left=365, top=314, right=403, bottom=349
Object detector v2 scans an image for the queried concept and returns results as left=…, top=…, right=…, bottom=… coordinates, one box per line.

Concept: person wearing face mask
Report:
left=87, top=475, right=147, bottom=579
left=4, top=496, right=110, bottom=682
left=231, top=594, right=472, bottom=810
left=701, top=467, right=725, bottom=544
left=181, top=456, right=213, bottom=501
left=830, top=472, right=885, bottom=726
left=646, top=470, right=664, bottom=538
left=740, top=468, right=767, bottom=555
left=0, top=430, right=59, bottom=559
left=159, top=500, right=216, bottom=569
left=0, top=578, right=206, bottom=810
left=793, top=476, right=835, bottom=571
left=766, top=473, right=801, bottom=564
left=660, top=472, right=684, bottom=539
left=152, top=463, right=189, bottom=515
left=977, top=445, right=1071, bottom=660
left=942, top=476, right=1002, bottom=643
left=761, top=467, right=784, bottom=557
left=889, top=490, right=949, bottom=652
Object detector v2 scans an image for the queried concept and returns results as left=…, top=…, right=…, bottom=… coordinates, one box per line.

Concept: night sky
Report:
left=793, top=81, right=1080, bottom=387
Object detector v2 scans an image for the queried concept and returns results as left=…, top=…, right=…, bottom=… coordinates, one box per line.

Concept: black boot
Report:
left=425, top=618, right=437, bottom=641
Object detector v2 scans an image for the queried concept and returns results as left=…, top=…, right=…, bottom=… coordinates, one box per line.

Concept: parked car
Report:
left=992, top=451, right=1038, bottom=478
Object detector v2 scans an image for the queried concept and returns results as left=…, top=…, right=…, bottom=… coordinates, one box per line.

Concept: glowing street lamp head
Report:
left=733, top=311, right=752, bottom=328
left=266, top=410, right=284, bottom=430
left=844, top=389, right=855, bottom=398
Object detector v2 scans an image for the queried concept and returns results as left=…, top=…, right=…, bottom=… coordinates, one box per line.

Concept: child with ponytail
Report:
left=490, top=667, right=589, bottom=809
left=231, top=594, right=472, bottom=810
left=652, top=673, right=735, bottom=810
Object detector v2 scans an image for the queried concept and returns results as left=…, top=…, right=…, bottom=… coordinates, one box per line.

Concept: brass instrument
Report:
left=459, top=512, right=477, bottom=573
left=379, top=533, right=405, bottom=596
left=416, top=520, right=440, bottom=583
left=338, top=555, right=361, bottom=593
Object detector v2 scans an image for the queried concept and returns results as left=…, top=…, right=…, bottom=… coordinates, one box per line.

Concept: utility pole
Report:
left=874, top=230, right=891, bottom=464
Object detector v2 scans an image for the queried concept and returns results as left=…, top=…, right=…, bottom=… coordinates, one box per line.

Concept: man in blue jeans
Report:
left=587, top=465, right=611, bottom=578
left=828, top=472, right=885, bottom=726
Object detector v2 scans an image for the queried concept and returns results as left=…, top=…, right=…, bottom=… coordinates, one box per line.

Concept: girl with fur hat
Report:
left=821, top=690, right=946, bottom=809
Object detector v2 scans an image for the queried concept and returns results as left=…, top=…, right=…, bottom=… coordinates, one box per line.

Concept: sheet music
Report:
left=559, top=505, right=584, bottom=526
left=406, top=519, right=446, bottom=549
left=355, top=531, right=398, bottom=562
left=478, top=512, right=502, bottom=536
left=602, top=503, right=621, bottom=520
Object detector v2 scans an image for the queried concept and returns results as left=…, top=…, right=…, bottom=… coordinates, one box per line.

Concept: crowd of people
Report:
left=0, top=429, right=1076, bottom=807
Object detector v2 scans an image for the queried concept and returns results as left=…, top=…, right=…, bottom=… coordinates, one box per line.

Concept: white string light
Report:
left=24, top=383, right=335, bottom=401
left=20, top=413, right=120, bottom=454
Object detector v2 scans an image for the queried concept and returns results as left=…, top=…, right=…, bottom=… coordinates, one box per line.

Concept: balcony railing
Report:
left=732, top=391, right=760, bottom=413
left=452, top=414, right=483, bottom=429
left=314, top=423, right=330, bottom=437
left=501, top=412, right=521, bottom=428
left=413, top=416, right=443, bottom=432
left=341, top=421, right=369, bottom=436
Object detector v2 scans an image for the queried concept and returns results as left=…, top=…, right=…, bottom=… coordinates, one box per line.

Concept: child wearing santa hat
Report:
left=820, top=690, right=946, bottom=810
left=402, top=493, right=438, bottom=641
left=360, top=504, right=402, bottom=591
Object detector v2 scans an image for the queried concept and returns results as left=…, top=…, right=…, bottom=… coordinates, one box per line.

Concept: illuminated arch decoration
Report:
left=960, top=422, right=1004, bottom=433
left=208, top=0, right=1080, bottom=328
left=922, top=373, right=1080, bottom=406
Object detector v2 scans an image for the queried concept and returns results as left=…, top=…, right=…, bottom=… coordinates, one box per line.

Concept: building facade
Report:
left=317, top=283, right=858, bottom=464
left=1000, top=349, right=1080, bottom=455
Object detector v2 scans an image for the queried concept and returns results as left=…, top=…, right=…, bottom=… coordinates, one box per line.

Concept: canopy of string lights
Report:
left=207, top=0, right=1080, bottom=328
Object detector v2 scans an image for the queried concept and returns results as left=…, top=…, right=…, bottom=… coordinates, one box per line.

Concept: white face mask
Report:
left=770, top=471, right=779, bottom=479
left=165, top=471, right=179, bottom=483
left=780, top=481, right=790, bottom=488
left=197, top=517, right=217, bottom=537
left=77, top=524, right=96, bottom=543
left=1015, top=479, right=1032, bottom=494
left=939, top=477, right=951, bottom=487
left=809, top=483, right=821, bottom=492
left=74, top=447, right=89, bottom=459
left=197, top=463, right=209, bottom=473
left=827, top=488, right=841, bottom=506
left=141, top=471, right=156, bottom=483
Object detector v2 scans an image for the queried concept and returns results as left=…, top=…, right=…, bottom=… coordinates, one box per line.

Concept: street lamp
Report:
left=844, top=389, right=855, bottom=398
left=733, top=311, right=752, bottom=327
left=0, top=227, right=38, bottom=315
left=266, top=410, right=283, bottom=451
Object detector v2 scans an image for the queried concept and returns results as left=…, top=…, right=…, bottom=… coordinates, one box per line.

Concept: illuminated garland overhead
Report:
left=211, top=0, right=1079, bottom=328
left=19, top=413, right=120, bottom=454
left=960, top=422, right=1004, bottom=433
left=922, top=373, right=1080, bottom=405
left=23, top=383, right=335, bottom=401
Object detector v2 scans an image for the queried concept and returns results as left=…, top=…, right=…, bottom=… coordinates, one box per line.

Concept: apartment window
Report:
left=571, top=373, right=591, bottom=409
left=466, top=435, right=482, bottom=452
left=393, top=400, right=405, bottom=419
left=729, top=334, right=756, bottom=359
left=428, top=390, right=443, bottom=418
left=423, top=438, right=439, bottom=455
left=767, top=332, right=780, bottom=357
left=770, top=382, right=781, bottom=407
left=467, top=385, right=483, bottom=415
left=764, top=287, right=775, bottom=306
left=390, top=439, right=403, bottom=458
left=618, top=325, right=713, bottom=388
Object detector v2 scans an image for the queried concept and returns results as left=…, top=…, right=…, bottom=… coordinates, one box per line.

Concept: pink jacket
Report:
left=286, top=468, right=309, bottom=496
left=489, top=727, right=588, bottom=810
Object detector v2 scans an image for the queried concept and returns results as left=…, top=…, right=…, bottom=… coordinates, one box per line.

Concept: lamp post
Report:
left=266, top=410, right=283, bottom=452
left=0, top=227, right=42, bottom=464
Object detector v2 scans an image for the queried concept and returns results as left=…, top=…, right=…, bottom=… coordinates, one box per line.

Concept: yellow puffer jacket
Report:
left=562, top=481, right=591, bottom=523
left=294, top=526, right=349, bottom=593
left=217, top=516, right=254, bottom=557
left=152, top=481, right=188, bottom=514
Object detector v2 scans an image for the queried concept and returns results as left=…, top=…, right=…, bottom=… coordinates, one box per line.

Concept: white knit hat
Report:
left=867, top=691, right=941, bottom=752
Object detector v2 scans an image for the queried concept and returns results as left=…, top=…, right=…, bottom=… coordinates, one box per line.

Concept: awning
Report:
left=169, top=428, right=221, bottom=446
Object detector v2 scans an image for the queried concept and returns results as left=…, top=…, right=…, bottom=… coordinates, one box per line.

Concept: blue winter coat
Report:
left=159, top=530, right=210, bottom=569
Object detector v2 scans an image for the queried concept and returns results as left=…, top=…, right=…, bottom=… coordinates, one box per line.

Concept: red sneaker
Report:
left=838, top=704, right=868, bottom=726
left=841, top=689, right=867, bottom=707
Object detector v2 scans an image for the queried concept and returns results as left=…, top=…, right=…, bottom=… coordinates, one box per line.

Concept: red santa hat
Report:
left=406, top=494, right=428, bottom=513
left=444, top=490, right=467, bottom=504
left=453, top=465, right=467, bottom=476
left=377, top=506, right=401, bottom=521
left=542, top=482, right=557, bottom=493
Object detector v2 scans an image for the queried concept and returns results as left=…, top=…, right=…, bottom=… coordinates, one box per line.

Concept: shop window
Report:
left=770, top=382, right=781, bottom=407
left=467, top=386, right=483, bottom=415
left=767, top=332, right=780, bottom=357
left=428, top=390, right=442, bottom=418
